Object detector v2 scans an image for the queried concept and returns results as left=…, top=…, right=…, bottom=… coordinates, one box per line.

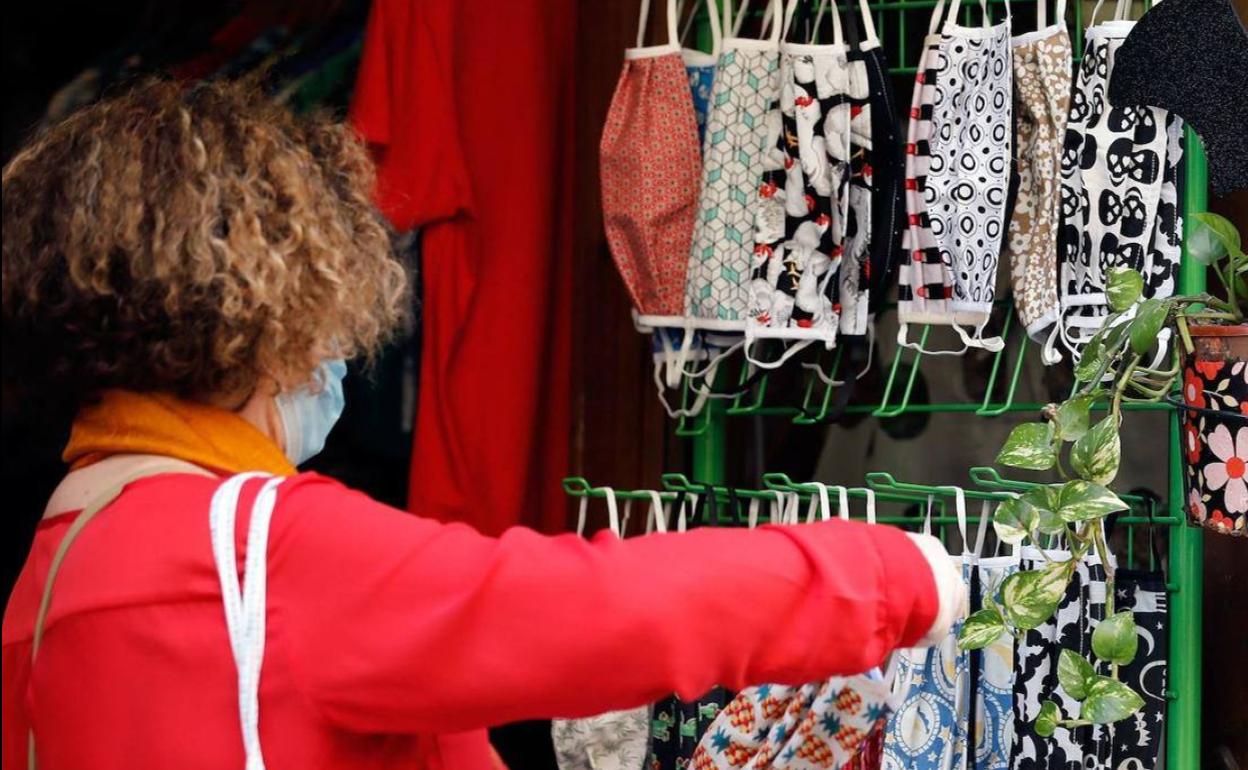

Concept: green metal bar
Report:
left=694, top=398, right=727, bottom=487
left=874, top=327, right=928, bottom=417
left=1167, top=125, right=1206, bottom=770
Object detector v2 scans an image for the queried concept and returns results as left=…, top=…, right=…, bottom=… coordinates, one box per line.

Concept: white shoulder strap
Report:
left=209, top=473, right=283, bottom=770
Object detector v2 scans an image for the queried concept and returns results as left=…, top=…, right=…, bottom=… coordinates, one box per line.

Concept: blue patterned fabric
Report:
left=685, top=62, right=716, bottom=146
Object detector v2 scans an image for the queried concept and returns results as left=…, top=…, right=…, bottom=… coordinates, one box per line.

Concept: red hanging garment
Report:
left=352, top=0, right=574, bottom=536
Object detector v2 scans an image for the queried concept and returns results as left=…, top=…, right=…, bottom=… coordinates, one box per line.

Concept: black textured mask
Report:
left=1109, top=0, right=1248, bottom=194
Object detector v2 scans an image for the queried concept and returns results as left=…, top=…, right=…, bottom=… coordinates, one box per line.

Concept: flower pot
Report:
left=1177, top=323, right=1248, bottom=537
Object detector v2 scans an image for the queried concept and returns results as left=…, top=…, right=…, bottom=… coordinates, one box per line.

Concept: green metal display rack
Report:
left=573, top=2, right=1206, bottom=766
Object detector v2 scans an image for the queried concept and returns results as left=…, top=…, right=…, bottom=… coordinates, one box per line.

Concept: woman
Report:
left=1, top=81, right=964, bottom=769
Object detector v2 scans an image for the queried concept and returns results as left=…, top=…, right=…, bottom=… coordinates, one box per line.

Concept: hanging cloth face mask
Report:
left=882, top=489, right=974, bottom=770
left=904, top=0, right=1012, bottom=355
left=1109, top=0, right=1248, bottom=195
left=685, top=0, right=781, bottom=340
left=676, top=0, right=724, bottom=145
left=602, top=0, right=704, bottom=343
left=817, top=0, right=878, bottom=338
left=1008, top=545, right=1114, bottom=769
left=745, top=0, right=854, bottom=369
left=961, top=503, right=1020, bottom=770
left=1005, top=0, right=1071, bottom=348
left=850, top=0, right=907, bottom=321
left=694, top=484, right=902, bottom=770
left=553, top=489, right=652, bottom=770
left=1055, top=0, right=1180, bottom=363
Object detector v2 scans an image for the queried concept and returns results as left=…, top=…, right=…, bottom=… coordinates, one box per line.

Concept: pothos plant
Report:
left=956, top=212, right=1247, bottom=737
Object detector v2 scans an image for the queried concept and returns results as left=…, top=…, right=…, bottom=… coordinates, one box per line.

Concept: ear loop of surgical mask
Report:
left=675, top=0, right=724, bottom=56
left=576, top=487, right=623, bottom=539
left=646, top=490, right=672, bottom=534
left=652, top=327, right=713, bottom=418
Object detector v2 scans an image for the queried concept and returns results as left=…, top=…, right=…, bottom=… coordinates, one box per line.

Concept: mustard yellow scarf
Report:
left=63, top=390, right=296, bottom=476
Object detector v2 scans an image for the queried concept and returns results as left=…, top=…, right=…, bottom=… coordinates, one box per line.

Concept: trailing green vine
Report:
left=957, top=212, right=1247, bottom=735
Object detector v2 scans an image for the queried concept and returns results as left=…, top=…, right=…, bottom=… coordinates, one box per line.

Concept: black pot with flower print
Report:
left=1177, top=325, right=1248, bottom=537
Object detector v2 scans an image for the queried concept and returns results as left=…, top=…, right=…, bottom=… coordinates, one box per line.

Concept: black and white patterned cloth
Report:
left=1056, top=10, right=1184, bottom=364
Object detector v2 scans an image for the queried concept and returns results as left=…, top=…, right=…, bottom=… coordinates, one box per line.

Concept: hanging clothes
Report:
left=1055, top=0, right=1183, bottom=363
left=746, top=0, right=854, bottom=366
left=1008, top=547, right=1114, bottom=769
left=352, top=0, right=573, bottom=535
left=1005, top=0, right=1071, bottom=344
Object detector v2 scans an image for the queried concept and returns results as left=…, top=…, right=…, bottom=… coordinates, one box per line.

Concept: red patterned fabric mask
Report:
left=601, top=0, right=704, bottom=330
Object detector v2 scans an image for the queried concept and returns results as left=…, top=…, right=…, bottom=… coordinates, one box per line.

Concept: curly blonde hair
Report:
left=2, top=79, right=407, bottom=406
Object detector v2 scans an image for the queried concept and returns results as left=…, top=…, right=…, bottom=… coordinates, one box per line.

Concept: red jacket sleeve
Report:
left=271, top=475, right=937, bottom=735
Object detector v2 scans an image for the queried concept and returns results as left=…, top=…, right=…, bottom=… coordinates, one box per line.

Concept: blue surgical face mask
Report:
left=275, top=359, right=347, bottom=466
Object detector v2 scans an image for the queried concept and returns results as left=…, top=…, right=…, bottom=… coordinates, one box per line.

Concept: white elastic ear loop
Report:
left=576, top=496, right=590, bottom=537
left=621, top=499, right=634, bottom=536
left=897, top=323, right=971, bottom=357
left=953, top=322, right=1006, bottom=353
left=706, top=0, right=724, bottom=54
left=678, top=493, right=698, bottom=532
left=948, top=487, right=970, bottom=555
left=926, top=0, right=949, bottom=34
left=973, top=499, right=992, bottom=558
left=858, top=0, right=879, bottom=43
left=809, top=0, right=844, bottom=44
left=602, top=487, right=622, bottom=538
left=783, top=491, right=802, bottom=525
left=637, top=0, right=682, bottom=47
left=804, top=482, right=833, bottom=523
left=863, top=489, right=877, bottom=525
left=922, top=494, right=935, bottom=536
left=646, top=490, right=670, bottom=534
left=825, top=485, right=851, bottom=521
left=1040, top=322, right=1065, bottom=366
left=747, top=498, right=761, bottom=529
left=743, top=337, right=815, bottom=369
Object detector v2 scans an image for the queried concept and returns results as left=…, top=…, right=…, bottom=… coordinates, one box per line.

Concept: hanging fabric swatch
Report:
left=1009, top=547, right=1113, bottom=769
left=678, top=0, right=723, bottom=145
left=897, top=0, right=956, bottom=347
left=920, top=0, right=1012, bottom=352
left=1056, top=0, right=1182, bottom=362
left=883, top=493, right=996, bottom=770
left=964, top=547, right=1020, bottom=770
left=746, top=0, right=853, bottom=366
left=855, top=1, right=907, bottom=319
left=1005, top=0, right=1071, bottom=346
left=693, top=673, right=898, bottom=770
left=686, top=0, right=781, bottom=333
left=602, top=0, right=704, bottom=333
left=1093, top=569, right=1168, bottom=769
left=553, top=491, right=653, bottom=770
left=838, top=0, right=877, bottom=338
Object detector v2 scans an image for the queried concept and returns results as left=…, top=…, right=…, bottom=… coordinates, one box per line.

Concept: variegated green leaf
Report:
left=1190, top=212, right=1241, bottom=265
left=993, top=496, right=1039, bottom=545
left=1092, top=611, right=1139, bottom=665
left=1129, top=298, right=1169, bottom=357
left=1055, top=393, right=1102, bottom=442
left=1070, top=416, right=1120, bottom=485
left=1035, top=700, right=1062, bottom=737
left=959, top=607, right=1007, bottom=650
left=1001, top=558, right=1075, bottom=630
left=997, top=423, right=1056, bottom=471
left=1057, top=649, right=1097, bottom=701
left=1079, top=676, right=1145, bottom=724
left=1106, top=268, right=1144, bottom=312
left=1055, top=480, right=1128, bottom=523
left=1020, top=485, right=1068, bottom=534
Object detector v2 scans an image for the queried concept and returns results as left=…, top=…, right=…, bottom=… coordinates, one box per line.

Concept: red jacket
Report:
left=3, top=473, right=937, bottom=769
